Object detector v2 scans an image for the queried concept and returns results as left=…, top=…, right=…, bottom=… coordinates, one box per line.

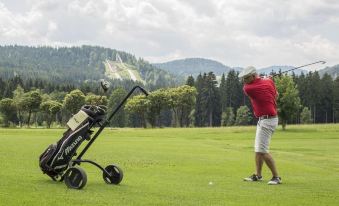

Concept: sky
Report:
left=0, top=0, right=338, bottom=68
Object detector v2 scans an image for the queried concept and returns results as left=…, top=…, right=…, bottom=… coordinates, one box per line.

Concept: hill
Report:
left=153, top=58, right=236, bottom=77
left=319, top=64, right=339, bottom=79
left=0, top=45, right=180, bottom=88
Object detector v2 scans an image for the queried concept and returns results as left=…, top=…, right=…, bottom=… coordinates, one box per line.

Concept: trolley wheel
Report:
left=64, top=167, right=87, bottom=189
left=102, top=164, right=123, bottom=185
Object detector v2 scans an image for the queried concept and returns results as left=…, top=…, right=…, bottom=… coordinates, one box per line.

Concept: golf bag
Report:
left=38, top=85, right=148, bottom=189
left=39, top=105, right=106, bottom=180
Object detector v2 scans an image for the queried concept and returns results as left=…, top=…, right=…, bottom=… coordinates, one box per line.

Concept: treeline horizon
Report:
left=0, top=70, right=339, bottom=128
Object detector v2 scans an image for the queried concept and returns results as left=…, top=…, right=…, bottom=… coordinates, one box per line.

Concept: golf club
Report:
left=272, top=60, right=326, bottom=77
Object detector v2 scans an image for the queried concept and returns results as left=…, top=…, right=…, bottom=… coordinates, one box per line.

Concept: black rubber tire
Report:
left=64, top=167, right=87, bottom=189
left=102, top=165, right=123, bottom=185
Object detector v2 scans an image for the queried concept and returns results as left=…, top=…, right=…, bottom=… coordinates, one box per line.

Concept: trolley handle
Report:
left=75, top=86, right=148, bottom=161
left=106, top=86, right=148, bottom=123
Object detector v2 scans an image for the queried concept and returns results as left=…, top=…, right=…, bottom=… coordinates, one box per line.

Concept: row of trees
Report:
left=0, top=84, right=196, bottom=128
left=0, top=84, right=259, bottom=128
left=1, top=70, right=339, bottom=129
left=187, top=70, right=339, bottom=129
left=0, top=86, right=107, bottom=128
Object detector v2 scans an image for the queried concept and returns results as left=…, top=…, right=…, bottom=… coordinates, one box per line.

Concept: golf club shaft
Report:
left=273, top=61, right=326, bottom=76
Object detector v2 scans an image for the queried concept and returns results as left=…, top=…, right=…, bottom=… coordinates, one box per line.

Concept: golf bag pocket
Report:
left=39, top=143, right=58, bottom=176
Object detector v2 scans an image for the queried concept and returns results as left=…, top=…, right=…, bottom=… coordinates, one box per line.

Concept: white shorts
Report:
left=254, top=117, right=278, bottom=153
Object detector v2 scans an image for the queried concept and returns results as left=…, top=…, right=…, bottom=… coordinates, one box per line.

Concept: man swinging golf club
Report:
left=239, top=66, right=281, bottom=185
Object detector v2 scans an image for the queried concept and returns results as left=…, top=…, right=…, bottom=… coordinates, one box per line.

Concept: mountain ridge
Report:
left=0, top=45, right=180, bottom=88
left=153, top=58, right=235, bottom=77
left=154, top=58, right=338, bottom=78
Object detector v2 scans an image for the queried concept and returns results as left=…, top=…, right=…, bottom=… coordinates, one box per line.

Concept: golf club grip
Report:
left=137, top=86, right=149, bottom=96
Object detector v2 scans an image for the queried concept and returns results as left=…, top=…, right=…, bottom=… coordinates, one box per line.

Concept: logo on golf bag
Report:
left=56, top=135, right=83, bottom=161
left=65, top=135, right=83, bottom=156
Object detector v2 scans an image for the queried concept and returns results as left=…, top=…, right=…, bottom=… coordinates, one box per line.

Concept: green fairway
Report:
left=0, top=125, right=339, bottom=206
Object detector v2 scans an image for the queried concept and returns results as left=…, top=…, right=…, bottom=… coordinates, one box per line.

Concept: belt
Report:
left=259, top=115, right=277, bottom=120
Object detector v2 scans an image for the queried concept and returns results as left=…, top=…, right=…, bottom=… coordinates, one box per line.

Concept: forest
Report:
left=1, top=69, right=339, bottom=129
left=0, top=45, right=180, bottom=89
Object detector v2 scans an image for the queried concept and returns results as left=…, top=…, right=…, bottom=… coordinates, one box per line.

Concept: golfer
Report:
left=239, top=66, right=282, bottom=185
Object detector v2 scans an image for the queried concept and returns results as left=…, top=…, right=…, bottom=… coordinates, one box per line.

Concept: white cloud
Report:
left=0, top=0, right=338, bottom=68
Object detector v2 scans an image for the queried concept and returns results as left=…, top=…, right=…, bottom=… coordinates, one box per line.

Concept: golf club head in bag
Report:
left=100, top=80, right=110, bottom=92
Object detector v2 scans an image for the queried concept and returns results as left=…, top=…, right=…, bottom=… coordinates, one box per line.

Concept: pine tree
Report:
left=226, top=70, right=242, bottom=109
left=194, top=74, right=205, bottom=127
left=333, top=77, right=339, bottom=123
left=186, top=75, right=195, bottom=86
left=319, top=74, right=333, bottom=123
left=219, top=73, right=227, bottom=112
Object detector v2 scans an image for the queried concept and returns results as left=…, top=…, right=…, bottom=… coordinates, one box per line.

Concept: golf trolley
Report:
left=39, top=83, right=148, bottom=189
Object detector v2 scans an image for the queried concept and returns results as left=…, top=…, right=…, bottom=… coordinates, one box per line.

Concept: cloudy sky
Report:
left=0, top=0, right=338, bottom=68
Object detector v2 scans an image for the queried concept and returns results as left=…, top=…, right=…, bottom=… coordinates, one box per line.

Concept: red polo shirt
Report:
left=243, top=77, right=278, bottom=118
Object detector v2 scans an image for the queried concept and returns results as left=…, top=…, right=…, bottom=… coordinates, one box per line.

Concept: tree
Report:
left=222, top=107, right=235, bottom=126
left=22, top=90, right=42, bottom=127
left=194, top=74, right=206, bottom=127
left=2, top=76, right=24, bottom=98
left=275, top=75, right=301, bottom=130
left=0, top=98, right=17, bottom=127
left=333, top=77, right=339, bottom=122
left=300, top=107, right=312, bottom=124
left=12, top=85, right=25, bottom=127
left=49, top=91, right=67, bottom=102
left=147, top=89, right=170, bottom=127
left=0, top=77, right=5, bottom=99
left=186, top=75, right=195, bottom=87
left=107, top=87, right=127, bottom=127
left=319, top=74, right=333, bottom=123
left=177, top=85, right=197, bottom=127
left=85, top=93, right=108, bottom=106
left=167, top=85, right=197, bottom=127
left=125, top=95, right=149, bottom=128
left=63, top=89, right=86, bottom=116
left=219, top=73, right=227, bottom=112
left=310, top=72, right=321, bottom=123
left=193, top=72, right=222, bottom=127
left=167, top=87, right=181, bottom=127
left=226, top=70, right=242, bottom=109
left=206, top=72, right=222, bottom=126
left=303, top=72, right=321, bottom=123
left=40, top=100, right=62, bottom=128
left=235, top=106, right=252, bottom=125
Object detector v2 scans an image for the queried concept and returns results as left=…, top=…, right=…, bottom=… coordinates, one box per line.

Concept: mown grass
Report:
left=0, top=124, right=338, bottom=206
